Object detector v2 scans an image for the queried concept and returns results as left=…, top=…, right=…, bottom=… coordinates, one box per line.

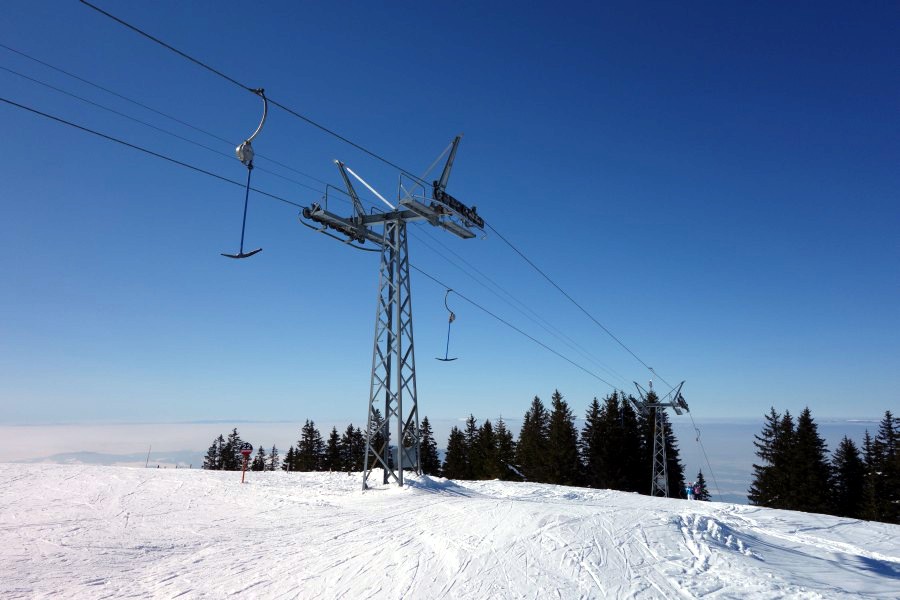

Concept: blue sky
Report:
left=1, top=0, right=897, bottom=429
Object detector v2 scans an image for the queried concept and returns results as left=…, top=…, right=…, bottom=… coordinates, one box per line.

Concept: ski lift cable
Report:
left=485, top=221, right=674, bottom=386
left=1, top=96, right=304, bottom=209
left=7, top=95, right=630, bottom=401
left=56, top=3, right=702, bottom=436
left=409, top=264, right=618, bottom=389
left=410, top=223, right=632, bottom=385
left=397, top=143, right=626, bottom=382
left=66, top=0, right=721, bottom=500
left=78, top=0, right=430, bottom=188
left=409, top=227, right=630, bottom=387
left=2, top=93, right=383, bottom=249
left=16, top=90, right=701, bottom=496
left=0, top=42, right=233, bottom=144
left=0, top=64, right=329, bottom=196
left=7, top=67, right=660, bottom=388
left=344, top=133, right=631, bottom=383
left=0, top=42, right=334, bottom=190
left=471, top=224, right=728, bottom=501
left=484, top=218, right=730, bottom=497
left=74, top=1, right=680, bottom=390
left=688, top=411, right=722, bottom=499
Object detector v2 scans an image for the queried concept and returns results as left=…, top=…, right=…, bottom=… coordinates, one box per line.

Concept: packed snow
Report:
left=1, top=464, right=897, bottom=599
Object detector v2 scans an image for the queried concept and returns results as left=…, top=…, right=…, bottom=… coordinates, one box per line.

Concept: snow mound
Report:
left=680, top=513, right=755, bottom=559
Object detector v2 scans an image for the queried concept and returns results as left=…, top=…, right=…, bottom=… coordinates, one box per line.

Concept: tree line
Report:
left=201, top=390, right=711, bottom=501
left=202, top=400, right=899, bottom=524
left=442, top=390, right=707, bottom=499
left=202, top=428, right=281, bottom=472
left=749, top=408, right=899, bottom=523
left=203, top=414, right=439, bottom=475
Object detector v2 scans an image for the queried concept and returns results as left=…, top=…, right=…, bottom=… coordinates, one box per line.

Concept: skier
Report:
left=685, top=482, right=694, bottom=500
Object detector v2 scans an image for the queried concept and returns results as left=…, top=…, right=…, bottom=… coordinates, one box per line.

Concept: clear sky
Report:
left=2, top=0, right=897, bottom=429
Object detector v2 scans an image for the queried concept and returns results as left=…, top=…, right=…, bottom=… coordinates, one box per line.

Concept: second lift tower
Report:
left=631, top=381, right=689, bottom=497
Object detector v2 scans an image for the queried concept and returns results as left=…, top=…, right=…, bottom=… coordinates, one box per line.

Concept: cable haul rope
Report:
left=79, top=0, right=430, bottom=188
left=0, top=96, right=303, bottom=209
left=65, top=2, right=725, bottom=495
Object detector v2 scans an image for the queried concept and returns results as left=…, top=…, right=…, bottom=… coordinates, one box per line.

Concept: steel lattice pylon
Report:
left=362, top=219, right=421, bottom=488
left=300, top=136, right=482, bottom=489
left=649, top=406, right=669, bottom=497
left=631, top=381, right=688, bottom=498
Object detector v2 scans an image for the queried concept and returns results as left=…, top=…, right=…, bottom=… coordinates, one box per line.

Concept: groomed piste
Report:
left=2, top=463, right=897, bottom=599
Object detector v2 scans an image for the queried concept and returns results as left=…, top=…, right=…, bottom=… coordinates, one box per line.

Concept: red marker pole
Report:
left=240, top=444, right=253, bottom=483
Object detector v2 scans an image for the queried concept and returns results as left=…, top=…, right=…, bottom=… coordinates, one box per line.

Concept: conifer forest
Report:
left=201, top=393, right=899, bottom=525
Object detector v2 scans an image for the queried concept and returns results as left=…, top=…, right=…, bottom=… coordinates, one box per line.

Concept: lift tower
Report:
left=302, top=137, right=482, bottom=489
left=631, top=381, right=688, bottom=497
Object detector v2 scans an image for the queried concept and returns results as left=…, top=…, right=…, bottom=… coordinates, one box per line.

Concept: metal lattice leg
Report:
left=651, top=408, right=669, bottom=497
left=362, top=220, right=420, bottom=489
left=396, top=221, right=421, bottom=482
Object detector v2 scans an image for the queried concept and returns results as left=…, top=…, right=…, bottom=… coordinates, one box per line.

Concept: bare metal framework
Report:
left=631, top=381, right=688, bottom=497
left=301, top=136, right=482, bottom=489
left=364, top=218, right=419, bottom=486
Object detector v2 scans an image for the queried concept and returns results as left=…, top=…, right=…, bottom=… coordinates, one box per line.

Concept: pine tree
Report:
left=876, top=411, right=899, bottom=523
left=865, top=411, right=900, bottom=523
left=401, top=424, right=418, bottom=471
left=419, top=417, right=441, bottom=476
left=517, top=396, right=550, bottom=482
left=619, top=395, right=645, bottom=493
left=580, top=397, right=604, bottom=488
left=463, top=414, right=479, bottom=479
left=340, top=424, right=364, bottom=473
left=476, top=419, right=501, bottom=479
left=353, top=426, right=366, bottom=471
left=748, top=409, right=794, bottom=508
left=266, top=445, right=280, bottom=471
left=694, top=470, right=711, bottom=501
left=251, top=445, right=266, bottom=471
left=771, top=411, right=796, bottom=508
left=579, top=391, right=642, bottom=492
left=635, top=397, right=655, bottom=495
left=367, top=409, right=387, bottom=470
left=861, top=430, right=881, bottom=521
left=202, top=434, right=224, bottom=470
left=323, top=427, right=342, bottom=472
left=442, top=426, right=468, bottom=479
left=282, top=446, right=295, bottom=472
left=788, top=407, right=832, bottom=514
left=221, top=428, right=243, bottom=471
left=296, top=420, right=324, bottom=471
left=547, top=390, right=581, bottom=486
left=749, top=408, right=780, bottom=505
left=831, top=436, right=864, bottom=519
left=494, top=416, right=518, bottom=480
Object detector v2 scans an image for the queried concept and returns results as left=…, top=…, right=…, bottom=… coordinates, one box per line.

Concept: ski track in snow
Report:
left=1, top=464, right=898, bottom=599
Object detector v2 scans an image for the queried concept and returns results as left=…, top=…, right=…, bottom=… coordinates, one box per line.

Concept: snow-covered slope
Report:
left=1, top=464, right=897, bottom=599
